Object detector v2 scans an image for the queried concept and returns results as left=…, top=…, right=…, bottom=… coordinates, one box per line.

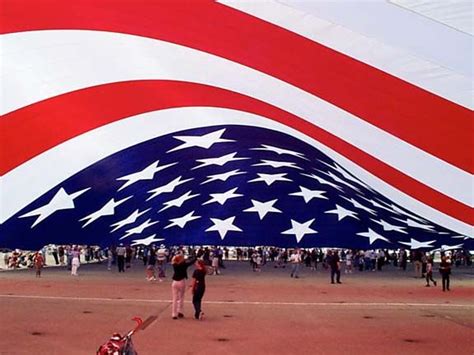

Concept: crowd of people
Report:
left=1, top=244, right=470, bottom=313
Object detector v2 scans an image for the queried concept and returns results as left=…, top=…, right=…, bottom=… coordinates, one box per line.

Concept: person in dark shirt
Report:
left=190, top=259, right=207, bottom=320
left=328, top=250, right=342, bottom=284
left=439, top=255, right=452, bottom=291
left=171, top=254, right=195, bottom=319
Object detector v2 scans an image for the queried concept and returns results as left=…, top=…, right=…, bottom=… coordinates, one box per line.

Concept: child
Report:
left=190, top=260, right=207, bottom=320
left=34, top=251, right=45, bottom=278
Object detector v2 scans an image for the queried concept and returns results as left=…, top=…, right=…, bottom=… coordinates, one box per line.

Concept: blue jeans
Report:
left=192, top=287, right=205, bottom=319
left=291, top=263, right=300, bottom=277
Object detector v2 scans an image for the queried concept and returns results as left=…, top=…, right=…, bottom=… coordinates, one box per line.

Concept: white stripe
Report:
left=220, top=0, right=472, bottom=108
left=0, top=294, right=472, bottom=308
left=1, top=31, right=471, bottom=209
left=2, top=107, right=472, bottom=236
left=390, top=0, right=473, bottom=35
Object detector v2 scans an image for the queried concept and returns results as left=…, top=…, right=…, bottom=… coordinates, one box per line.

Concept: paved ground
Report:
left=0, top=260, right=473, bottom=355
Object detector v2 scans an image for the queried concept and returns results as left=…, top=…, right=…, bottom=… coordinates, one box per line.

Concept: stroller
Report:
left=97, top=316, right=156, bottom=355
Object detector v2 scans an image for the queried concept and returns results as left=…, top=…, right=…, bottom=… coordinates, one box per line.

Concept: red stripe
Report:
left=2, top=80, right=472, bottom=225
left=1, top=0, right=472, bottom=173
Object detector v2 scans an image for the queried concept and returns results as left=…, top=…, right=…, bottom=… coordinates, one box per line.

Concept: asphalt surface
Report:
left=0, top=260, right=473, bottom=355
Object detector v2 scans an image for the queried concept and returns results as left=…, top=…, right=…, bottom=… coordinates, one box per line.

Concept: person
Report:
left=413, top=250, right=423, bottom=278
left=125, top=245, right=133, bottom=269
left=190, top=259, right=207, bottom=320
left=51, top=245, right=59, bottom=265
left=58, top=245, right=65, bottom=265
left=116, top=244, right=126, bottom=273
left=328, top=250, right=342, bottom=284
left=71, top=246, right=81, bottom=276
left=211, top=249, right=220, bottom=275
left=289, top=249, right=302, bottom=278
left=107, top=248, right=113, bottom=271
left=34, top=251, right=45, bottom=278
left=156, top=245, right=168, bottom=281
left=171, top=254, right=195, bottom=319
left=439, top=255, right=451, bottom=291
left=425, top=255, right=437, bottom=287
left=345, top=250, right=353, bottom=274
left=145, top=247, right=157, bottom=281
left=399, top=249, right=408, bottom=271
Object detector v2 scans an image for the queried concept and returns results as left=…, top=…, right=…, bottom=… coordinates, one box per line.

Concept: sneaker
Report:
left=199, top=312, right=205, bottom=320
left=172, top=316, right=178, bottom=320
left=434, top=281, right=437, bottom=286
left=178, top=313, right=184, bottom=318
left=425, top=284, right=430, bottom=287
left=337, top=281, right=342, bottom=284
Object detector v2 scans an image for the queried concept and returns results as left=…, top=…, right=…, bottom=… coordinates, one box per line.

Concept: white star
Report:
left=147, top=176, right=193, bottom=201
left=301, top=173, right=343, bottom=191
left=357, top=228, right=390, bottom=244
left=205, top=216, right=242, bottom=240
left=325, top=204, right=359, bottom=221
left=131, top=234, right=164, bottom=247
left=361, top=198, right=398, bottom=215
left=120, top=218, right=159, bottom=239
left=342, top=197, right=377, bottom=215
left=434, top=243, right=464, bottom=251
left=318, top=160, right=367, bottom=187
left=203, top=187, right=243, bottom=206
left=117, top=160, right=176, bottom=191
left=243, top=199, right=282, bottom=220
left=201, top=169, right=246, bottom=185
left=248, top=173, right=292, bottom=186
left=251, top=144, right=307, bottom=160
left=19, top=187, right=90, bottom=228
left=370, top=219, right=407, bottom=234
left=282, top=219, right=318, bottom=243
left=165, top=211, right=201, bottom=229
left=392, top=217, right=435, bottom=231
left=158, top=190, right=199, bottom=212
left=192, top=152, right=249, bottom=170
left=399, top=238, right=436, bottom=249
left=252, top=159, right=302, bottom=170
left=289, top=186, right=328, bottom=203
left=452, top=234, right=474, bottom=240
left=110, top=208, right=151, bottom=232
left=317, top=170, right=362, bottom=192
left=390, top=204, right=426, bottom=222
left=80, top=196, right=131, bottom=228
left=167, top=128, right=235, bottom=153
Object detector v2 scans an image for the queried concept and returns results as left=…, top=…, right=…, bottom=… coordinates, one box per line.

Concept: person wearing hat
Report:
left=170, top=254, right=196, bottom=319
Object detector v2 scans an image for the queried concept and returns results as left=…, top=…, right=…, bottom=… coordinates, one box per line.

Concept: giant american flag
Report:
left=0, top=0, right=472, bottom=251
